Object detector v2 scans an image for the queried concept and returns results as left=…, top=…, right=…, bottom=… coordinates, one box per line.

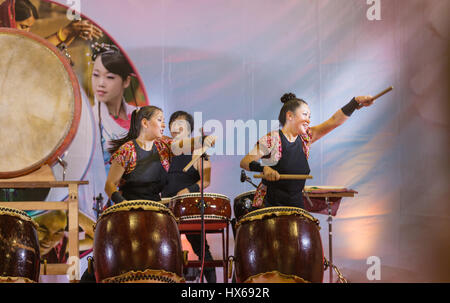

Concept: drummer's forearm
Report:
left=193, top=162, right=210, bottom=190
left=105, top=181, right=118, bottom=198
left=45, top=34, right=61, bottom=47
left=311, top=110, right=349, bottom=143
left=46, top=26, right=76, bottom=47
left=240, top=156, right=251, bottom=171
left=240, top=154, right=260, bottom=171
left=200, top=168, right=211, bottom=189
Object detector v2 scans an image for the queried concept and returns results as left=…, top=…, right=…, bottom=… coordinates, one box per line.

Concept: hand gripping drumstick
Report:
left=253, top=174, right=313, bottom=180
left=183, top=145, right=209, bottom=172
left=357, top=86, right=393, bottom=109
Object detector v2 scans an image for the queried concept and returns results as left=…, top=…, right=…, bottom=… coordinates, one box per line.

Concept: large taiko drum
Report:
left=0, top=206, right=40, bottom=283
left=234, top=207, right=324, bottom=283
left=0, top=28, right=81, bottom=179
left=170, top=193, right=231, bottom=221
left=93, top=200, right=185, bottom=283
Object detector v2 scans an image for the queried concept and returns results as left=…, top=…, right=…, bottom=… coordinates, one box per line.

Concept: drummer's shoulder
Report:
left=117, top=140, right=136, bottom=153
left=258, top=130, right=280, bottom=145
left=267, top=130, right=280, bottom=137
left=157, top=135, right=173, bottom=145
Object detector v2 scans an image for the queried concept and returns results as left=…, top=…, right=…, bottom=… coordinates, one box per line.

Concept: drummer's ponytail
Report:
left=108, top=106, right=162, bottom=155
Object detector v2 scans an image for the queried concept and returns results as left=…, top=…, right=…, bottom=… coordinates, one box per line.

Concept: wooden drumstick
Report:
left=182, top=145, right=209, bottom=172
left=253, top=174, right=313, bottom=180
left=372, top=86, right=393, bottom=101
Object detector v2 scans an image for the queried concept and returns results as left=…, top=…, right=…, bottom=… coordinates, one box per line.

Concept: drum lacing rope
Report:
left=101, top=269, right=185, bottom=283
left=99, top=200, right=174, bottom=219
left=238, top=206, right=320, bottom=227
left=0, top=206, right=31, bottom=218
left=94, top=200, right=177, bottom=230
left=179, top=214, right=229, bottom=221
left=107, top=274, right=177, bottom=283
left=324, top=258, right=348, bottom=283
left=174, top=193, right=230, bottom=201
left=0, top=207, right=38, bottom=229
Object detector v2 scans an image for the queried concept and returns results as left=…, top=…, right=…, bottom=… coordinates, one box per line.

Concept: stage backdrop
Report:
left=49, top=0, right=450, bottom=282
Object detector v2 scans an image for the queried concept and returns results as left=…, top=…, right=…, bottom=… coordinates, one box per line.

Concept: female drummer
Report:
left=161, top=111, right=216, bottom=283
left=91, top=44, right=137, bottom=173
left=240, top=93, right=374, bottom=209
left=0, top=0, right=102, bottom=46
left=161, top=111, right=211, bottom=197
left=105, top=106, right=215, bottom=205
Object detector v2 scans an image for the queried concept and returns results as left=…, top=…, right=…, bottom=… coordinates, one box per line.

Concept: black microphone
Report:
left=240, top=170, right=247, bottom=183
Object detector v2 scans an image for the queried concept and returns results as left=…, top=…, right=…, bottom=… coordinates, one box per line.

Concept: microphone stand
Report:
left=199, top=131, right=207, bottom=283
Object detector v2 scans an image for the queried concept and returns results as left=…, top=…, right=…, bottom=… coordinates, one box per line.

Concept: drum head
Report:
left=0, top=28, right=81, bottom=178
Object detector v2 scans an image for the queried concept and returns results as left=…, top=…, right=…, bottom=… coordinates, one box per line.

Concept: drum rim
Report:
left=178, top=214, right=229, bottom=221
left=236, top=206, right=320, bottom=228
left=101, top=269, right=185, bottom=283
left=242, top=270, right=310, bottom=283
left=95, top=200, right=177, bottom=227
left=0, top=206, right=39, bottom=229
left=233, top=190, right=256, bottom=201
left=170, top=192, right=230, bottom=202
left=0, top=28, right=81, bottom=178
left=0, top=276, right=37, bottom=283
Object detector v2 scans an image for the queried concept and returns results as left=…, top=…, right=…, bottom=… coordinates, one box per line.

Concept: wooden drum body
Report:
left=0, top=207, right=40, bottom=283
left=93, top=200, right=184, bottom=283
left=170, top=193, right=231, bottom=221
left=0, top=28, right=81, bottom=178
left=234, top=207, right=324, bottom=283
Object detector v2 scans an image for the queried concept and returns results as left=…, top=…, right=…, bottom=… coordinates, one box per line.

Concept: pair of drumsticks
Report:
left=184, top=86, right=393, bottom=180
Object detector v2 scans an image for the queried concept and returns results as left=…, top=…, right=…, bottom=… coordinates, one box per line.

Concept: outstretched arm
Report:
left=310, top=95, right=374, bottom=143
left=46, top=20, right=103, bottom=47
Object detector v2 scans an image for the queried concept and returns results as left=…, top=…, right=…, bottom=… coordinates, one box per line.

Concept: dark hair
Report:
left=278, top=93, right=308, bottom=126
left=108, top=105, right=162, bottom=155
left=99, top=51, right=133, bottom=81
left=169, top=111, right=194, bottom=133
left=92, top=44, right=133, bottom=81
left=15, top=0, right=38, bottom=22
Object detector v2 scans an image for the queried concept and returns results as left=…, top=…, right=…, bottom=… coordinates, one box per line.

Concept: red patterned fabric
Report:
left=110, top=141, right=137, bottom=174
left=110, top=136, right=174, bottom=175
left=154, top=136, right=173, bottom=172
left=252, top=128, right=312, bottom=207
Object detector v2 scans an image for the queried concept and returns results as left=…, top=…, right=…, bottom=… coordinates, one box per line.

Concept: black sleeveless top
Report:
left=262, top=130, right=310, bottom=208
left=119, top=140, right=168, bottom=201
left=161, top=154, right=200, bottom=198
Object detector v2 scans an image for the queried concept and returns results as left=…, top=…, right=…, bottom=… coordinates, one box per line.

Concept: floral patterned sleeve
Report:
left=300, top=127, right=312, bottom=159
left=155, top=136, right=174, bottom=172
left=110, top=141, right=137, bottom=174
left=257, top=131, right=282, bottom=166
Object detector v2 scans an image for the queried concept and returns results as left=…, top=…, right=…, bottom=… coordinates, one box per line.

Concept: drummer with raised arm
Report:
left=161, top=111, right=216, bottom=283
left=240, top=93, right=374, bottom=209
